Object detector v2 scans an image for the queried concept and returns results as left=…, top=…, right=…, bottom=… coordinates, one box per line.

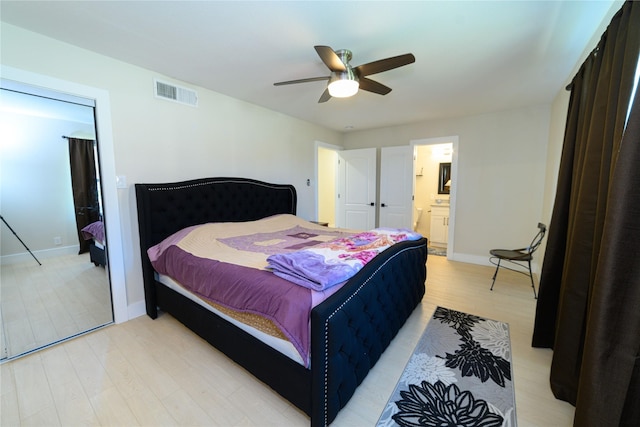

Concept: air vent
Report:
left=154, top=79, right=198, bottom=107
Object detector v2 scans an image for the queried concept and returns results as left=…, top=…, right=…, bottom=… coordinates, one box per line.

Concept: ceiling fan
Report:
left=274, top=45, right=415, bottom=103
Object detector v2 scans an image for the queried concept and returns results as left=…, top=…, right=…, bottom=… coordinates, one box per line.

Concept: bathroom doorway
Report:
left=411, top=136, right=458, bottom=258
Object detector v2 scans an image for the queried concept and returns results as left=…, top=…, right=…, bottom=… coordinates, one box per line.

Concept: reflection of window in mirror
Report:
left=438, top=162, right=451, bottom=194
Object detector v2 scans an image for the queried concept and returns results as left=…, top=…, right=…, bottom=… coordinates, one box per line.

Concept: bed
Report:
left=135, top=177, right=427, bottom=426
left=81, top=220, right=106, bottom=267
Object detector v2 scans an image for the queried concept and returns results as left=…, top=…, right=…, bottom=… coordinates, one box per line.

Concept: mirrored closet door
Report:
left=0, top=82, right=114, bottom=360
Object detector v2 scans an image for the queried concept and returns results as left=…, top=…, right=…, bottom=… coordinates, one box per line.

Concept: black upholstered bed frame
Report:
left=135, top=177, right=427, bottom=426
left=89, top=241, right=106, bottom=267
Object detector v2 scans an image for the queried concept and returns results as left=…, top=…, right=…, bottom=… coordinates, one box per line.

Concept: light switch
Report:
left=116, top=175, right=127, bottom=188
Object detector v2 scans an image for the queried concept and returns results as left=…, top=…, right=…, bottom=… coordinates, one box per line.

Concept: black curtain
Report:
left=532, top=1, right=640, bottom=425
left=68, top=137, right=100, bottom=254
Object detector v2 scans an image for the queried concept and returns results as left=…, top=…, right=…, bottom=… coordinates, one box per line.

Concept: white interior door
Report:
left=379, top=146, right=413, bottom=229
left=336, top=148, right=377, bottom=230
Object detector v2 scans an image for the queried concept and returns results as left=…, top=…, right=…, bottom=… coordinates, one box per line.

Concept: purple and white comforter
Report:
left=147, top=214, right=352, bottom=366
left=147, top=214, right=421, bottom=366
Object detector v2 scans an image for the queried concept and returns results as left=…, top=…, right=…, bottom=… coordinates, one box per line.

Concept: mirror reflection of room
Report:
left=413, top=143, right=452, bottom=249
left=0, top=87, right=114, bottom=361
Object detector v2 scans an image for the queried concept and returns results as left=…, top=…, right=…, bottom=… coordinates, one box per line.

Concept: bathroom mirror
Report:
left=438, top=162, right=451, bottom=194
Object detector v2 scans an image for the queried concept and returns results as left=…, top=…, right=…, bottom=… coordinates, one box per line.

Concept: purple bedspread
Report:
left=150, top=244, right=314, bottom=365
left=146, top=216, right=420, bottom=366
left=81, top=221, right=105, bottom=244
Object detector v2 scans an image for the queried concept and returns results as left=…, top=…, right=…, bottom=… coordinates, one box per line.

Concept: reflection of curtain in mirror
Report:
left=68, top=137, right=99, bottom=254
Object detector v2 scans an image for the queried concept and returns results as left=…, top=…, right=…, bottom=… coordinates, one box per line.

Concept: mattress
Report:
left=157, top=272, right=305, bottom=365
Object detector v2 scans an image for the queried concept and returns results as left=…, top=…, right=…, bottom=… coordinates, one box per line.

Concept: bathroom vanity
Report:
left=430, top=204, right=450, bottom=247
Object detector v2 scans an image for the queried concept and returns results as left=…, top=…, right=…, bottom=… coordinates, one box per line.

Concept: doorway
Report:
left=315, top=137, right=458, bottom=259
left=0, top=83, right=113, bottom=360
left=411, top=136, right=458, bottom=259
left=316, top=144, right=339, bottom=227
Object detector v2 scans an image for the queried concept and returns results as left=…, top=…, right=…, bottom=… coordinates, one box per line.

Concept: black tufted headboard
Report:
left=136, top=177, right=296, bottom=248
left=135, top=177, right=297, bottom=317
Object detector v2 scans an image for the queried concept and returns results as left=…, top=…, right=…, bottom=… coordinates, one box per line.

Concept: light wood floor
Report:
left=0, top=255, right=575, bottom=426
left=1, top=253, right=113, bottom=359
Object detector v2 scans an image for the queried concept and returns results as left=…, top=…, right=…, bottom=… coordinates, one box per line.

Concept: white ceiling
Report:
left=1, top=1, right=617, bottom=132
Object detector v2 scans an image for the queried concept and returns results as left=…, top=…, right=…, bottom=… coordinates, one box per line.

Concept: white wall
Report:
left=1, top=23, right=342, bottom=317
left=343, top=105, right=551, bottom=265
left=543, top=91, right=570, bottom=218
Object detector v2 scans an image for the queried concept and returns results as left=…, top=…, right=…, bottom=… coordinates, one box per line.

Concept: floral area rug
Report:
left=377, top=306, right=516, bottom=427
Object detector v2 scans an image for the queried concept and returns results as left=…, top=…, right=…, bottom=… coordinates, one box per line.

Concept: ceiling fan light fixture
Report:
left=274, top=46, right=414, bottom=103
left=328, top=71, right=359, bottom=98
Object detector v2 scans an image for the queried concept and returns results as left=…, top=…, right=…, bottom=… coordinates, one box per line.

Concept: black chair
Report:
left=489, top=223, right=546, bottom=298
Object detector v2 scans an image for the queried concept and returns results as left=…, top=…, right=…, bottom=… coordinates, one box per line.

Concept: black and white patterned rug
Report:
left=377, top=307, right=516, bottom=427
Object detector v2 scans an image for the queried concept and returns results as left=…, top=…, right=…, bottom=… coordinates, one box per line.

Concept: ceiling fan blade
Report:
left=314, top=45, right=347, bottom=72
left=354, top=53, right=415, bottom=77
left=318, top=88, right=332, bottom=103
left=274, top=76, right=329, bottom=86
left=359, top=77, right=392, bottom=95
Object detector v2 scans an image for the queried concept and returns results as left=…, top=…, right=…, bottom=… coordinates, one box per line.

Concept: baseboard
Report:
left=126, top=300, right=147, bottom=321
left=0, top=245, right=78, bottom=265
left=449, top=251, right=541, bottom=275
left=450, top=252, right=492, bottom=266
